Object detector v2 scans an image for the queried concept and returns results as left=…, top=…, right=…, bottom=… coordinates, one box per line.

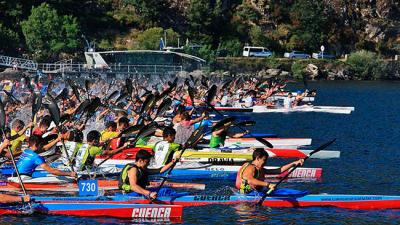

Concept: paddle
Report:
left=257, top=139, right=336, bottom=206
left=136, top=94, right=156, bottom=125
left=45, top=96, right=75, bottom=173
left=96, top=122, right=158, bottom=168
left=0, top=99, right=28, bottom=197
left=205, top=85, right=273, bottom=148
left=85, top=79, right=91, bottom=99
left=151, top=125, right=205, bottom=203
left=66, top=78, right=81, bottom=102
left=154, top=98, right=172, bottom=119
left=235, top=120, right=256, bottom=127
left=31, top=93, right=42, bottom=136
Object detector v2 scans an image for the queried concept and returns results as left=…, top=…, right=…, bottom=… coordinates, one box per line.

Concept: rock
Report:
left=266, top=68, right=281, bottom=76
left=305, top=64, right=319, bottom=79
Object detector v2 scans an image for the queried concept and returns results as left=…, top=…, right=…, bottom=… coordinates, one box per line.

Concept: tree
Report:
left=124, top=0, right=170, bottom=27
left=135, top=27, right=179, bottom=50
left=0, top=23, right=19, bottom=55
left=21, top=3, right=80, bottom=61
left=289, top=0, right=330, bottom=52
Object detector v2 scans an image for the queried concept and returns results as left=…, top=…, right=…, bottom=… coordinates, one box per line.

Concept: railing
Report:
left=37, top=63, right=183, bottom=74
left=0, top=55, right=37, bottom=70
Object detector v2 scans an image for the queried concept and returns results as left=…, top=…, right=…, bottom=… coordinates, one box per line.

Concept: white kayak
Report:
left=202, top=137, right=312, bottom=147
left=214, top=105, right=354, bottom=114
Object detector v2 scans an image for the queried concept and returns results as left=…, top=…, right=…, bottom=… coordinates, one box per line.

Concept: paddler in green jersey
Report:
left=152, top=126, right=182, bottom=168
left=119, top=150, right=177, bottom=199
left=209, top=122, right=249, bottom=148
left=235, top=148, right=304, bottom=194
left=67, top=130, right=128, bottom=172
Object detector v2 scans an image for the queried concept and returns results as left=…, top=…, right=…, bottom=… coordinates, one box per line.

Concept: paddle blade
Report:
left=66, top=78, right=80, bottom=101
left=212, top=117, right=236, bottom=132
left=201, top=75, right=208, bottom=87
left=55, top=88, right=69, bottom=101
left=105, top=90, right=119, bottom=103
left=0, top=99, right=6, bottom=129
left=45, top=98, right=61, bottom=126
left=156, top=98, right=172, bottom=118
left=185, top=125, right=205, bottom=148
left=206, top=85, right=217, bottom=104
left=119, top=124, right=145, bottom=137
left=308, top=139, right=336, bottom=157
left=255, top=137, right=273, bottom=148
left=74, top=99, right=90, bottom=119
left=221, top=79, right=232, bottom=90
left=85, top=79, right=91, bottom=93
left=85, top=97, right=101, bottom=117
left=125, top=78, right=133, bottom=96
left=139, top=94, right=155, bottom=115
left=32, top=93, right=42, bottom=116
left=235, top=120, right=256, bottom=127
left=188, top=86, right=195, bottom=105
left=47, top=81, right=55, bottom=95
left=135, top=122, right=158, bottom=141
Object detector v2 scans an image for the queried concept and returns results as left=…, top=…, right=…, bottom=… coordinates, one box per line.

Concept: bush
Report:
left=291, top=62, right=306, bottom=79
left=346, top=50, right=387, bottom=79
left=0, top=23, right=19, bottom=55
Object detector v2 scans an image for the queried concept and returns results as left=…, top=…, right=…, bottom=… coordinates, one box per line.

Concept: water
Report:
left=3, top=81, right=400, bottom=224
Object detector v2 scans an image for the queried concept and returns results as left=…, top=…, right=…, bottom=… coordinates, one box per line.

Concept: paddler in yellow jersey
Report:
left=118, top=149, right=177, bottom=199
left=100, top=121, right=118, bottom=142
left=151, top=126, right=182, bottom=168
left=209, top=122, right=248, bottom=148
left=235, top=148, right=304, bottom=194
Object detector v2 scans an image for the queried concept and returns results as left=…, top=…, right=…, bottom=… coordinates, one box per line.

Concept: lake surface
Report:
left=3, top=81, right=400, bottom=224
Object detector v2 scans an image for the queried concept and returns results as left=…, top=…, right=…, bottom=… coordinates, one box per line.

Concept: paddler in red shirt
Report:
left=236, top=148, right=304, bottom=194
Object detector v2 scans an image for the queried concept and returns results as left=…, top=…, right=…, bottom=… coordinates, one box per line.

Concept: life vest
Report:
left=118, top=163, right=149, bottom=193
left=151, top=141, right=181, bottom=168
left=235, top=162, right=265, bottom=194
left=74, top=144, right=102, bottom=171
left=209, top=134, right=226, bottom=148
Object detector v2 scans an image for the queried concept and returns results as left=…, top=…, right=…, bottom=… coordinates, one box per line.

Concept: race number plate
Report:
left=78, top=180, right=98, bottom=196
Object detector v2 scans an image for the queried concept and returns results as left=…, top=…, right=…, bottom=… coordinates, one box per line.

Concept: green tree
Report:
left=124, top=0, right=170, bottom=27
left=0, top=23, right=19, bottom=55
left=347, top=50, right=387, bottom=79
left=135, top=27, right=179, bottom=50
left=21, top=3, right=80, bottom=60
left=289, top=0, right=330, bottom=52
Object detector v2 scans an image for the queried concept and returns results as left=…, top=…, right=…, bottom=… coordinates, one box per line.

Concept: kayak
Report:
left=201, top=137, right=312, bottom=147
left=213, top=105, right=354, bottom=114
left=91, top=160, right=323, bottom=181
left=181, top=149, right=340, bottom=159
left=0, top=202, right=183, bottom=219
left=1, top=179, right=205, bottom=192
left=33, top=193, right=400, bottom=210
left=157, top=166, right=322, bottom=181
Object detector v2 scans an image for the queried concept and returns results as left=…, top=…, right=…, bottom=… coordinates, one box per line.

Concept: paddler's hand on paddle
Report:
left=267, top=183, right=276, bottom=191
left=148, top=191, right=157, bottom=200
left=292, top=159, right=304, bottom=167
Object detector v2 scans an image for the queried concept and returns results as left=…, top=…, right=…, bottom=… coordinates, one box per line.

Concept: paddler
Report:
left=209, top=121, right=248, bottom=148
left=67, top=130, right=128, bottom=172
left=118, top=149, right=178, bottom=199
left=12, top=135, right=76, bottom=180
left=100, top=121, right=118, bottom=142
left=152, top=126, right=182, bottom=168
left=235, top=148, right=304, bottom=194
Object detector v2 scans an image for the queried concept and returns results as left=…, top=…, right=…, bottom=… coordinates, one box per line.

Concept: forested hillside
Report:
left=0, top=0, right=399, bottom=62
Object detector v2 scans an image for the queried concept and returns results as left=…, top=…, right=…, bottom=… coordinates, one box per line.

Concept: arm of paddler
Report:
left=42, top=134, right=62, bottom=151
left=100, top=142, right=128, bottom=156
left=96, top=108, right=110, bottom=122
left=40, top=163, right=76, bottom=177
left=274, top=159, right=304, bottom=173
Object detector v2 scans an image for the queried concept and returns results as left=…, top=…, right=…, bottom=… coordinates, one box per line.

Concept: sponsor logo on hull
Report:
left=132, top=207, right=171, bottom=218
